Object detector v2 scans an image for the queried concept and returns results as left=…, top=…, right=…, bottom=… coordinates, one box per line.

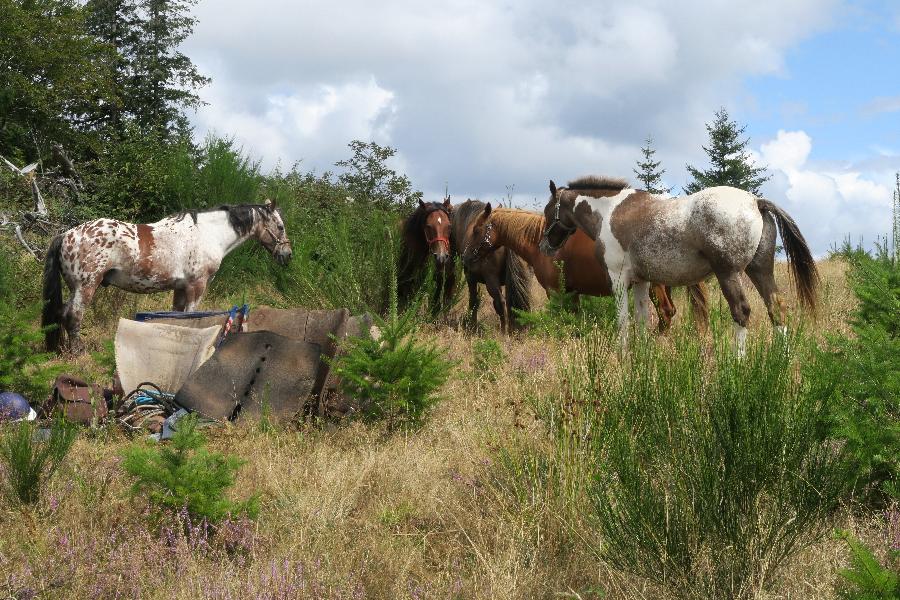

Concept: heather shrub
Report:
left=121, top=413, right=259, bottom=523
left=0, top=416, right=77, bottom=505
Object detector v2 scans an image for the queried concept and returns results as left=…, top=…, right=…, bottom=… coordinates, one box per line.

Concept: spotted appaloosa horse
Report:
left=540, top=176, right=818, bottom=353
left=42, top=200, right=292, bottom=352
left=397, top=197, right=456, bottom=314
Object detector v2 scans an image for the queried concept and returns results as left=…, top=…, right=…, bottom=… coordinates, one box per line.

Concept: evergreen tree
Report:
left=684, top=107, right=770, bottom=195
left=633, top=135, right=672, bottom=195
left=87, top=0, right=209, bottom=138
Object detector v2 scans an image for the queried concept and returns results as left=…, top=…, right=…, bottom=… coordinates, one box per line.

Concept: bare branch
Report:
left=31, top=177, right=48, bottom=216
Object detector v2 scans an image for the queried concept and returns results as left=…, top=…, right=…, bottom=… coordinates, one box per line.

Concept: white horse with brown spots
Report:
left=42, top=200, right=292, bottom=352
left=539, top=176, right=818, bottom=354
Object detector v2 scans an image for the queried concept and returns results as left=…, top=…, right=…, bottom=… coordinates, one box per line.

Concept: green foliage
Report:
left=684, top=107, right=770, bottom=195
left=336, top=140, right=423, bottom=210
left=121, top=413, right=258, bottom=523
left=0, top=0, right=116, bottom=160
left=0, top=255, right=62, bottom=400
left=835, top=531, right=900, bottom=600
left=0, top=416, right=78, bottom=505
left=90, top=340, right=117, bottom=383
left=513, top=268, right=616, bottom=338
left=633, top=135, right=672, bottom=195
left=818, top=231, right=899, bottom=503
left=472, top=338, right=505, bottom=381
left=331, top=284, right=452, bottom=430
left=528, top=328, right=852, bottom=600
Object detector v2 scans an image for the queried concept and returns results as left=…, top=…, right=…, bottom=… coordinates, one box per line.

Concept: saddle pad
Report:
left=115, top=319, right=221, bottom=395
left=174, top=331, right=320, bottom=421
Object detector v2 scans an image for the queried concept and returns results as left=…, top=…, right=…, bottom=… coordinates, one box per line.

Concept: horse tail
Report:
left=42, top=234, right=65, bottom=352
left=504, top=250, right=532, bottom=327
left=686, top=282, right=709, bottom=333
left=757, top=198, right=820, bottom=312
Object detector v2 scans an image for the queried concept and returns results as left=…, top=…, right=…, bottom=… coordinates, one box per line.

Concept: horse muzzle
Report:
left=275, top=246, right=293, bottom=265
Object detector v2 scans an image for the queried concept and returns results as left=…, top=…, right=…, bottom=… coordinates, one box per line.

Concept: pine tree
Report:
left=633, top=135, right=672, bottom=195
left=684, top=107, right=770, bottom=195
left=87, top=0, right=209, bottom=138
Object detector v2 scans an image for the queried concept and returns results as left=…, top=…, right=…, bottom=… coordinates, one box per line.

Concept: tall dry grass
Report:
left=0, top=259, right=886, bottom=599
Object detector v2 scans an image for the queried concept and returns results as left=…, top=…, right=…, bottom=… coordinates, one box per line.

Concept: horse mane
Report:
left=566, top=175, right=630, bottom=192
left=491, top=208, right=545, bottom=247
left=451, top=199, right=485, bottom=238
left=170, top=203, right=269, bottom=236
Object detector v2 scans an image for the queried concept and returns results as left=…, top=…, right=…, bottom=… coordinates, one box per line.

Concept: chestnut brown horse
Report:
left=452, top=200, right=532, bottom=332
left=397, top=197, right=456, bottom=314
left=42, top=201, right=292, bottom=352
left=461, top=203, right=704, bottom=331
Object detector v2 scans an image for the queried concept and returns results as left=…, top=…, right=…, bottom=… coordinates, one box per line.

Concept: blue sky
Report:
left=742, top=1, right=900, bottom=164
left=185, top=0, right=900, bottom=255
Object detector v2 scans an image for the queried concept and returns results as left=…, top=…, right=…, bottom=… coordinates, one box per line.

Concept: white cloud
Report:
left=758, top=130, right=895, bottom=255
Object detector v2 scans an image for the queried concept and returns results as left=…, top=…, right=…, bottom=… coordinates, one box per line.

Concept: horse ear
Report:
left=549, top=180, right=557, bottom=197
left=483, top=202, right=492, bottom=217
left=418, top=199, right=425, bottom=209
left=443, top=195, right=451, bottom=209
left=264, top=198, right=275, bottom=212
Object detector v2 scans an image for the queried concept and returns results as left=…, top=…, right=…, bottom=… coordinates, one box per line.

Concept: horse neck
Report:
left=491, top=210, right=544, bottom=264
left=193, top=211, right=252, bottom=257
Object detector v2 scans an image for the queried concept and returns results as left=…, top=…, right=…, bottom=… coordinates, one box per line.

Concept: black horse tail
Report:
left=504, top=250, right=532, bottom=327
left=686, top=282, right=710, bottom=333
left=757, top=198, right=820, bottom=312
left=42, top=234, right=65, bottom=352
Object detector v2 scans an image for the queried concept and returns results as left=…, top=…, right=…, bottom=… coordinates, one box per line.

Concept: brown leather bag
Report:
left=45, top=374, right=109, bottom=425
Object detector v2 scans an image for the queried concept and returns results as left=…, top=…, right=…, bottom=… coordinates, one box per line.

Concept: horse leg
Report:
left=484, top=274, right=508, bottom=334
left=185, top=280, right=208, bottom=312
left=714, top=270, right=752, bottom=356
left=650, top=283, right=676, bottom=333
left=173, top=287, right=189, bottom=311
left=632, top=281, right=651, bottom=330
left=745, top=212, right=787, bottom=334
left=611, top=270, right=631, bottom=348
left=63, top=276, right=100, bottom=354
left=465, top=272, right=480, bottom=331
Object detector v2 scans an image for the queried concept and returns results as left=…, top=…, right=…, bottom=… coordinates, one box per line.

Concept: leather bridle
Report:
left=542, top=196, right=577, bottom=252
left=463, top=221, right=495, bottom=263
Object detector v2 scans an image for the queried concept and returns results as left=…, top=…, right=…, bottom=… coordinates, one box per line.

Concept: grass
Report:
left=0, top=256, right=890, bottom=598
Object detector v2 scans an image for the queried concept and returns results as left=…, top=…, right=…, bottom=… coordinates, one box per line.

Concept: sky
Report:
left=183, top=0, right=900, bottom=256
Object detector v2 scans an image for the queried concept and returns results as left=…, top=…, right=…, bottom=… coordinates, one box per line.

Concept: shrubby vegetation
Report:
left=121, top=413, right=259, bottom=523
left=1, top=416, right=77, bottom=505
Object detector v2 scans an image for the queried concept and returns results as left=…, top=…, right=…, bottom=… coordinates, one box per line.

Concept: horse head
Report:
left=539, top=180, right=578, bottom=256
left=255, top=199, right=293, bottom=265
left=419, top=197, right=452, bottom=266
left=462, top=202, right=500, bottom=265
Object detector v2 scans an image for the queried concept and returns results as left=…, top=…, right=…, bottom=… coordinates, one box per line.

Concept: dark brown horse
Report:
left=453, top=200, right=532, bottom=332
left=397, top=197, right=457, bottom=314
left=460, top=203, right=704, bottom=332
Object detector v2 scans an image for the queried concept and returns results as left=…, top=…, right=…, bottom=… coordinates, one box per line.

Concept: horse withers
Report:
left=540, top=176, right=818, bottom=353
left=42, top=200, right=292, bottom=353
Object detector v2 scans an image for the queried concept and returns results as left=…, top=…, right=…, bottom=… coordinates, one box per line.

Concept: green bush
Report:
left=528, top=328, right=852, bottom=600
left=330, top=281, right=453, bottom=430
left=0, top=263, right=62, bottom=400
left=835, top=530, right=899, bottom=599
left=817, top=243, right=900, bottom=503
left=513, top=267, right=616, bottom=338
left=1, top=416, right=78, bottom=505
left=121, top=413, right=258, bottom=523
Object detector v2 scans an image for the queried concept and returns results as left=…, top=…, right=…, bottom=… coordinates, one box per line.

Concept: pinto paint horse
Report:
left=539, top=176, right=818, bottom=353
left=460, top=204, right=701, bottom=332
left=42, top=201, right=292, bottom=352
left=397, top=197, right=456, bottom=314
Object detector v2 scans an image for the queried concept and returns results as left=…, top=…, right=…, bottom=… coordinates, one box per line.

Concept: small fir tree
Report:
left=633, top=135, right=672, bottom=195
left=684, top=107, right=770, bottom=195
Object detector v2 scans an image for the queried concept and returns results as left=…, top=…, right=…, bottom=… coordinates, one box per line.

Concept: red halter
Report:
left=425, top=208, right=451, bottom=248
